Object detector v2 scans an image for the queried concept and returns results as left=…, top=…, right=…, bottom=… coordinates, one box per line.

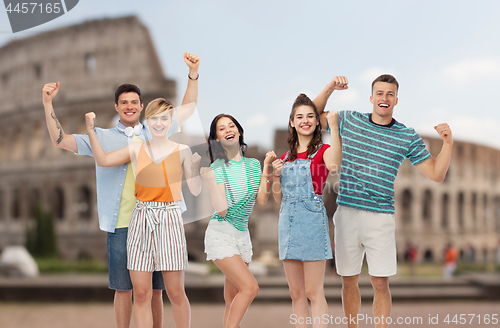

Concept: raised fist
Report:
left=191, top=152, right=202, bottom=168
left=434, top=123, right=453, bottom=144
left=264, top=151, right=277, bottom=165
left=184, top=52, right=200, bottom=71
left=327, top=76, right=348, bottom=91
left=85, top=112, right=96, bottom=132
left=200, top=167, right=215, bottom=180
left=272, top=158, right=284, bottom=177
left=326, top=111, right=339, bottom=129
left=42, top=82, right=60, bottom=104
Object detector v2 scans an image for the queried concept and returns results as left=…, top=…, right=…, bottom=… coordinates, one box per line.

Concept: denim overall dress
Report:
left=278, top=148, right=333, bottom=261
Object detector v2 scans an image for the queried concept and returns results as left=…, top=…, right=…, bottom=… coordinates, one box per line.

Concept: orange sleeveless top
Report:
left=135, top=143, right=183, bottom=203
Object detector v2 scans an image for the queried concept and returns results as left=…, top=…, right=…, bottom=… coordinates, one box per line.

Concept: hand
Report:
left=434, top=123, right=453, bottom=144
left=264, top=151, right=277, bottom=165
left=42, top=82, right=60, bottom=104
left=85, top=112, right=96, bottom=132
left=200, top=167, right=215, bottom=180
left=272, top=159, right=283, bottom=177
left=184, top=52, right=200, bottom=72
left=326, top=111, right=339, bottom=129
left=327, top=76, right=348, bottom=91
left=191, top=152, right=201, bottom=169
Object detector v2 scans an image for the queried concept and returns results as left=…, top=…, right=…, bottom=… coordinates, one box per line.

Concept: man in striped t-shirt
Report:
left=314, top=75, right=453, bottom=328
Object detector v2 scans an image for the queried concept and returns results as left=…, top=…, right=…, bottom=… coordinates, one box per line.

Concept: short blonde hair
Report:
left=145, top=98, right=175, bottom=119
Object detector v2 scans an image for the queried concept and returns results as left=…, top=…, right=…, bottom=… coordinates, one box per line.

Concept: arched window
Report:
left=423, top=190, right=433, bottom=221
left=11, top=188, right=21, bottom=219
left=401, top=189, right=412, bottom=226
left=441, top=194, right=449, bottom=229
left=29, top=189, right=40, bottom=218
left=0, top=189, right=4, bottom=220
left=423, top=249, right=434, bottom=263
left=51, top=187, right=65, bottom=220
left=457, top=192, right=465, bottom=229
left=86, top=53, right=96, bottom=72
left=75, top=186, right=92, bottom=220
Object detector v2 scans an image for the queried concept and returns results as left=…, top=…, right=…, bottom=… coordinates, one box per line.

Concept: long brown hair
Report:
left=286, top=94, right=323, bottom=162
left=207, top=114, right=247, bottom=164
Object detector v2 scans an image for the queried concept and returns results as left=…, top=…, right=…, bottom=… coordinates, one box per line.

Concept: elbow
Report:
left=326, top=163, right=341, bottom=173
left=217, top=210, right=227, bottom=217
left=256, top=198, right=267, bottom=206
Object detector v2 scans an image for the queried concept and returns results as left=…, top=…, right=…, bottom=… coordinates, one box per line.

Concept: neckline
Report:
left=142, top=143, right=179, bottom=164
left=369, top=114, right=395, bottom=127
left=229, top=156, right=245, bottom=163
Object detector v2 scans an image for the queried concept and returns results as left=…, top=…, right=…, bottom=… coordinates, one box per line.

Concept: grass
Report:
left=35, top=257, right=108, bottom=274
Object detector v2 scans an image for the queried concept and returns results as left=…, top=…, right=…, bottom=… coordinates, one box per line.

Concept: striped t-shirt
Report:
left=210, top=157, right=262, bottom=231
left=336, top=110, right=431, bottom=214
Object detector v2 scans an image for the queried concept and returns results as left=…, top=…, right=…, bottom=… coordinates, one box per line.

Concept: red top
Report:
left=280, top=144, right=330, bottom=195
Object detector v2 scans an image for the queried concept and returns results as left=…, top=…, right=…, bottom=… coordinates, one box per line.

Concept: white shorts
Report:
left=204, top=219, right=253, bottom=263
left=333, top=206, right=396, bottom=277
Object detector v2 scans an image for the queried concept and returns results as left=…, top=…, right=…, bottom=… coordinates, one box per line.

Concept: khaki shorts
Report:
left=333, top=206, right=396, bottom=277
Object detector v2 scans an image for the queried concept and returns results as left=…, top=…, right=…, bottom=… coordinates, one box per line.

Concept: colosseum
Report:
left=0, top=16, right=499, bottom=265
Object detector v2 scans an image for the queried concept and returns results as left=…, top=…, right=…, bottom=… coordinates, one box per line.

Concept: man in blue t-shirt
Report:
left=314, top=74, right=453, bottom=328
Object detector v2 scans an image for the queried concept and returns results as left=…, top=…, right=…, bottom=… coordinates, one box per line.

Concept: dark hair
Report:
left=286, top=94, right=323, bottom=162
left=207, top=114, right=247, bottom=164
left=115, top=84, right=142, bottom=104
left=371, top=74, right=399, bottom=94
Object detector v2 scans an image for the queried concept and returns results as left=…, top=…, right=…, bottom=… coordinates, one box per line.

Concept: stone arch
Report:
left=11, top=188, right=21, bottom=219
left=441, top=193, right=449, bottom=229
left=423, top=189, right=433, bottom=222
left=29, top=188, right=40, bottom=218
left=494, top=196, right=500, bottom=233
left=75, top=186, right=92, bottom=220
left=457, top=192, right=465, bottom=230
left=401, top=189, right=412, bottom=226
left=50, top=187, right=65, bottom=220
left=0, top=188, right=4, bottom=220
left=423, top=249, right=434, bottom=262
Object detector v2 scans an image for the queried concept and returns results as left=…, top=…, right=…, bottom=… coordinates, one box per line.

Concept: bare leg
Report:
left=342, top=274, right=361, bottom=328
left=163, top=270, right=191, bottom=328
left=283, top=260, right=308, bottom=328
left=222, top=277, right=239, bottom=328
left=303, top=261, right=328, bottom=328
left=371, top=276, right=391, bottom=328
left=214, top=255, right=259, bottom=328
left=114, top=290, right=132, bottom=328
left=151, top=289, right=164, bottom=328
left=129, top=270, right=153, bottom=328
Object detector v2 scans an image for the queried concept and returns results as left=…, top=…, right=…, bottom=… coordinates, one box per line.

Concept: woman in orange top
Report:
left=85, top=98, right=201, bottom=328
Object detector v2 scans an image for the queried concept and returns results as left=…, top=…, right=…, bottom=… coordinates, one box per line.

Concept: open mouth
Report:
left=124, top=111, right=136, bottom=116
left=225, top=134, right=236, bottom=141
left=378, top=103, right=390, bottom=109
left=153, top=127, right=164, bottom=132
left=300, top=124, right=311, bottom=130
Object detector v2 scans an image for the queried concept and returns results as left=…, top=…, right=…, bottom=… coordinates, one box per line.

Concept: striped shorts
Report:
left=127, top=200, right=188, bottom=272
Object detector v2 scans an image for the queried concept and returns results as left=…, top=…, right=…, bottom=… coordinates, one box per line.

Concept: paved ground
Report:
left=1, top=301, right=499, bottom=328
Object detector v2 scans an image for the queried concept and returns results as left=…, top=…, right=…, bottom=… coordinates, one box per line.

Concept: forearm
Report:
left=186, top=173, right=202, bottom=196
left=326, top=127, right=342, bottom=172
left=181, top=68, right=199, bottom=106
left=313, top=84, right=334, bottom=115
left=256, top=163, right=272, bottom=205
left=432, top=142, right=453, bottom=182
left=43, top=101, right=77, bottom=152
left=206, top=180, right=228, bottom=216
left=272, top=176, right=282, bottom=205
left=87, top=129, right=109, bottom=166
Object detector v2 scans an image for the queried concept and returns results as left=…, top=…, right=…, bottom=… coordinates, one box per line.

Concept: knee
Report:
left=167, top=287, right=187, bottom=305
left=342, top=275, right=360, bottom=289
left=133, top=287, right=152, bottom=304
left=305, top=286, right=324, bottom=303
left=370, top=277, right=389, bottom=293
left=243, top=282, right=259, bottom=299
left=152, top=289, right=163, bottom=301
left=289, top=285, right=306, bottom=302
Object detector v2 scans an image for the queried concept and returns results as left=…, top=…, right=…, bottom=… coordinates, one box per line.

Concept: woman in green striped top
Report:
left=201, top=114, right=276, bottom=328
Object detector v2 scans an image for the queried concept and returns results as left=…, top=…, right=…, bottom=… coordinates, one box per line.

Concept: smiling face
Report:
left=290, top=105, right=319, bottom=136
left=370, top=82, right=398, bottom=121
left=115, top=92, right=143, bottom=127
left=216, top=116, right=241, bottom=148
left=146, top=110, right=173, bottom=138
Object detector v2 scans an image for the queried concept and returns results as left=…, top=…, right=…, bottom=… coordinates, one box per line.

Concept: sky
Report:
left=1, top=0, right=499, bottom=151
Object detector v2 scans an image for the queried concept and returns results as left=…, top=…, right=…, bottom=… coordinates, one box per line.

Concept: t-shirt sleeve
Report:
left=72, top=133, right=93, bottom=156
left=406, top=131, right=431, bottom=165
left=317, top=144, right=331, bottom=164
left=210, top=160, right=226, bottom=184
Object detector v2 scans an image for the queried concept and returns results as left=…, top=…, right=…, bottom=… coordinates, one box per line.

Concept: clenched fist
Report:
left=327, top=76, right=348, bottom=91
left=200, top=167, right=215, bottom=180
left=85, top=112, right=96, bottom=132
left=264, top=151, right=277, bottom=165
left=43, top=82, right=60, bottom=104
left=184, top=52, right=200, bottom=72
left=434, top=123, right=453, bottom=144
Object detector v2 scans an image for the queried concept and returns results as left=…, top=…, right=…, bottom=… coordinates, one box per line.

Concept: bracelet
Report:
left=273, top=173, right=281, bottom=178
left=188, top=73, right=199, bottom=80
left=261, top=175, right=270, bottom=183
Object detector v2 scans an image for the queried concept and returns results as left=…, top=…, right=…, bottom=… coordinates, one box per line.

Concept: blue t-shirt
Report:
left=336, top=110, right=430, bottom=214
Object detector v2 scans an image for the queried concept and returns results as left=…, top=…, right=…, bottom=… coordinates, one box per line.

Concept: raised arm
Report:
left=313, top=76, right=348, bottom=130
left=42, top=82, right=78, bottom=152
left=176, top=53, right=200, bottom=126
left=256, top=151, right=277, bottom=205
left=415, top=123, right=453, bottom=182
left=271, top=158, right=284, bottom=205
left=200, top=167, right=228, bottom=217
left=181, top=145, right=202, bottom=196
left=323, top=111, right=342, bottom=172
left=85, top=112, right=131, bottom=167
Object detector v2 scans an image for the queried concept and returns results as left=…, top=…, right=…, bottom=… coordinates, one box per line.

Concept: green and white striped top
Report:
left=210, top=157, right=262, bottom=231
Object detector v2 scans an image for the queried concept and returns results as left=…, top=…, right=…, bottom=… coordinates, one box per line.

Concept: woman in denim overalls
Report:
left=272, top=94, right=341, bottom=327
